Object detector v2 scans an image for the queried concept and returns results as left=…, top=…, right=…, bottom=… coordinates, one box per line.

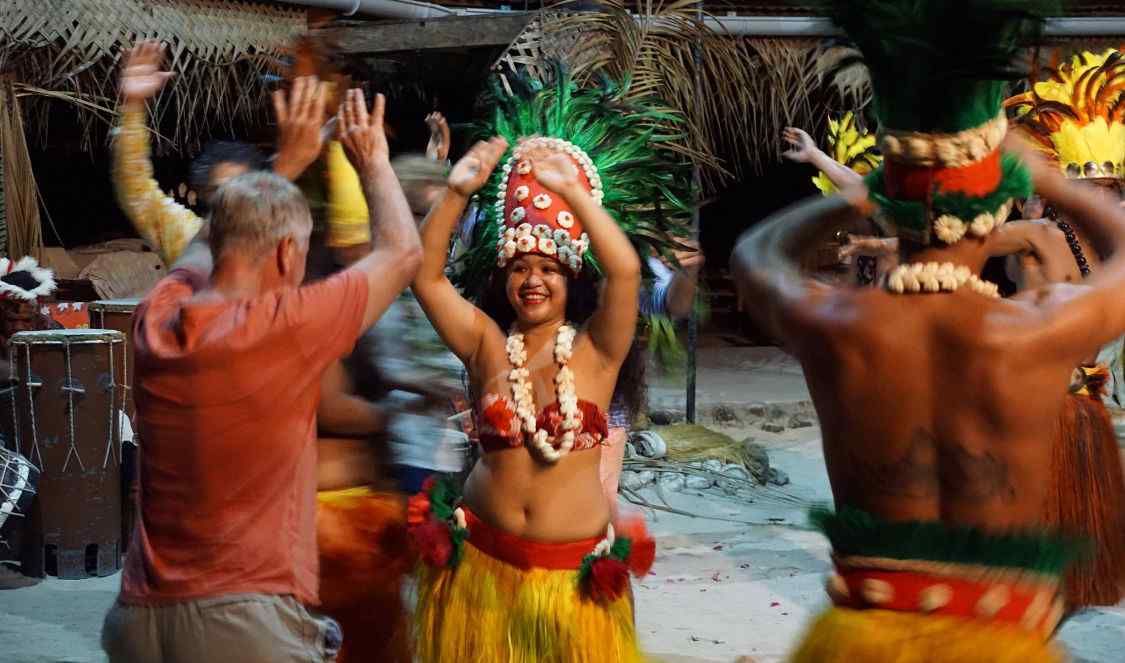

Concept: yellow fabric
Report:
left=813, top=112, right=881, bottom=195
left=325, top=141, right=371, bottom=248
left=788, top=607, right=1066, bottom=663
left=113, top=110, right=203, bottom=266
left=317, top=485, right=379, bottom=504
left=415, top=539, right=645, bottom=663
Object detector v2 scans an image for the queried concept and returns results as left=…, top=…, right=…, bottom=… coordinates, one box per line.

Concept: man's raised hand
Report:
left=337, top=89, right=391, bottom=172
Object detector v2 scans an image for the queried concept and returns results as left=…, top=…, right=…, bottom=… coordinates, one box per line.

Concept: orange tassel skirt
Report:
left=317, top=487, right=416, bottom=663
left=1048, top=383, right=1125, bottom=608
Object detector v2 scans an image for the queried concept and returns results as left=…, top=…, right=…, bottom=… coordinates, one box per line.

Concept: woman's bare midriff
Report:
left=463, top=445, right=610, bottom=542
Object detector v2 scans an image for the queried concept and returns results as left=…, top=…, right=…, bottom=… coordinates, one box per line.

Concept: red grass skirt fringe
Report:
left=1049, top=391, right=1125, bottom=607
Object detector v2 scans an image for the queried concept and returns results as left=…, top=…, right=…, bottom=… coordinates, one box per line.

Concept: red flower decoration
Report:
left=406, top=492, right=431, bottom=526
left=411, top=519, right=453, bottom=568
left=481, top=396, right=518, bottom=436
left=614, top=514, right=656, bottom=577
left=420, top=475, right=437, bottom=493
left=587, top=557, right=630, bottom=603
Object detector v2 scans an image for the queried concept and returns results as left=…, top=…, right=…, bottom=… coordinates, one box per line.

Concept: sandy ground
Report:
left=635, top=426, right=1125, bottom=662
left=1, top=346, right=1123, bottom=662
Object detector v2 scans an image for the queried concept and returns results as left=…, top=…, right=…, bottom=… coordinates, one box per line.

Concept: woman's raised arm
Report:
left=412, top=137, right=509, bottom=365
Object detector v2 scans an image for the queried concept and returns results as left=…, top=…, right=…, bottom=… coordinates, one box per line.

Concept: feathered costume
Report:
left=790, top=3, right=1077, bottom=662
left=414, top=66, right=680, bottom=663
left=812, top=112, right=882, bottom=195
left=454, top=65, right=693, bottom=298
left=812, top=113, right=883, bottom=285
left=1006, top=50, right=1125, bottom=609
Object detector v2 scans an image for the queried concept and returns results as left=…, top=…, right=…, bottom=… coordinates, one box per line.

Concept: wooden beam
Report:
left=320, top=14, right=533, bottom=54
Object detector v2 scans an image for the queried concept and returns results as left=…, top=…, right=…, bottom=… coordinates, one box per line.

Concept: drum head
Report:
left=88, top=299, right=140, bottom=314
left=9, top=329, right=124, bottom=345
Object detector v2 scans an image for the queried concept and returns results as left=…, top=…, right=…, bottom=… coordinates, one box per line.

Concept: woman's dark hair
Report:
left=479, top=263, right=647, bottom=423
left=189, top=140, right=268, bottom=195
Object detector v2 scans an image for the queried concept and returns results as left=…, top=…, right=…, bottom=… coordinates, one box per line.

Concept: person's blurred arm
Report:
left=336, top=90, right=424, bottom=331
left=663, top=238, right=705, bottom=320
left=114, top=41, right=202, bottom=266
left=317, top=360, right=387, bottom=437
left=782, top=127, right=864, bottom=191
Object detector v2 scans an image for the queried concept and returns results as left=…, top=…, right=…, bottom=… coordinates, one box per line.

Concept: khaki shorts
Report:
left=102, top=593, right=341, bottom=663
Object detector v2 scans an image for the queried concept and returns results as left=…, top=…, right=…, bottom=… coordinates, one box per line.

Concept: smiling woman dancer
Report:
left=406, top=70, right=692, bottom=662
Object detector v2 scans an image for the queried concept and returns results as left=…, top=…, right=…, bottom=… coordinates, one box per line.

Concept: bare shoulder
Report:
left=977, top=283, right=1085, bottom=351
left=783, top=284, right=877, bottom=345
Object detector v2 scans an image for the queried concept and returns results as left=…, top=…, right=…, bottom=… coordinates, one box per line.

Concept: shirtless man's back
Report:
left=732, top=3, right=1125, bottom=661
left=804, top=287, right=1062, bottom=529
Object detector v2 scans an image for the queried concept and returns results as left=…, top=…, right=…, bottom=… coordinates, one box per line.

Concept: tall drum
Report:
left=9, top=329, right=125, bottom=579
left=88, top=299, right=141, bottom=553
left=88, top=299, right=139, bottom=422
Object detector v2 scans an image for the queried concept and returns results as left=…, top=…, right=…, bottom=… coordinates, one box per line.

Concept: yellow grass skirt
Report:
left=788, top=607, right=1066, bottom=663
left=414, top=540, right=645, bottom=663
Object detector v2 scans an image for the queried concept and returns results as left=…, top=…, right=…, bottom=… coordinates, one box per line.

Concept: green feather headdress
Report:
left=818, top=0, right=1058, bottom=246
left=453, top=63, right=694, bottom=303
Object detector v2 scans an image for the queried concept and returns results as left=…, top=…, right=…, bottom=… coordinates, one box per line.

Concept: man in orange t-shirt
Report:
left=101, top=41, right=422, bottom=663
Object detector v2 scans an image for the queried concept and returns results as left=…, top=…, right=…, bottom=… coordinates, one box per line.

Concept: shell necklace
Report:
left=505, top=323, right=581, bottom=463
left=884, top=262, right=1000, bottom=298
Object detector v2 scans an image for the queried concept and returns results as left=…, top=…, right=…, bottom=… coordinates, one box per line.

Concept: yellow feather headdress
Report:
left=1004, top=49, right=1125, bottom=180
left=812, top=112, right=882, bottom=194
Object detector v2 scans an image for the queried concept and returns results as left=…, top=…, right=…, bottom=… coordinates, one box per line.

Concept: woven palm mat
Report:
left=0, top=0, right=306, bottom=151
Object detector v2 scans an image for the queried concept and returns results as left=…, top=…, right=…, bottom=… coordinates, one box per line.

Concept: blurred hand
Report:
left=425, top=111, right=451, bottom=162
left=272, top=76, right=329, bottom=181
left=531, top=152, right=582, bottom=197
left=119, top=40, right=174, bottom=106
left=781, top=127, right=817, bottom=164
left=670, top=236, right=704, bottom=273
left=337, top=88, right=391, bottom=171
left=448, top=137, right=508, bottom=197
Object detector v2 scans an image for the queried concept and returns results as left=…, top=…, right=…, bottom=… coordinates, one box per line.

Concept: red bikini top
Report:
left=476, top=393, right=608, bottom=454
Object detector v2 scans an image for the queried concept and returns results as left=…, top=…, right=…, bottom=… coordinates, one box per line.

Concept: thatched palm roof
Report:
left=0, top=0, right=306, bottom=151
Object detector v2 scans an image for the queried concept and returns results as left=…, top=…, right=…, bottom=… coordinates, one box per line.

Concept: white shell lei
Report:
left=885, top=262, right=1000, bottom=298
left=505, top=324, right=582, bottom=463
left=933, top=200, right=1012, bottom=245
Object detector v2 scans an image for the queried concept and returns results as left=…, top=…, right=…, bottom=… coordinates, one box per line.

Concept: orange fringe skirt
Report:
left=1049, top=385, right=1125, bottom=608
left=317, top=487, right=416, bottom=663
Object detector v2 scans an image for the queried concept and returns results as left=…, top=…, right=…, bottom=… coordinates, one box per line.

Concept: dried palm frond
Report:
left=0, top=0, right=304, bottom=153
left=1, top=78, right=43, bottom=260
left=545, top=0, right=758, bottom=191
left=740, top=37, right=832, bottom=169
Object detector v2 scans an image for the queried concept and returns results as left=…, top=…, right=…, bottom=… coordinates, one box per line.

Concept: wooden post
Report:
left=686, top=5, right=703, bottom=425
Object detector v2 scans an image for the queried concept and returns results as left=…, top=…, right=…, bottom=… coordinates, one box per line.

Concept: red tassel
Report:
left=628, top=538, right=656, bottom=578
left=614, top=513, right=656, bottom=577
left=587, top=557, right=630, bottom=603
left=410, top=518, right=454, bottom=568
